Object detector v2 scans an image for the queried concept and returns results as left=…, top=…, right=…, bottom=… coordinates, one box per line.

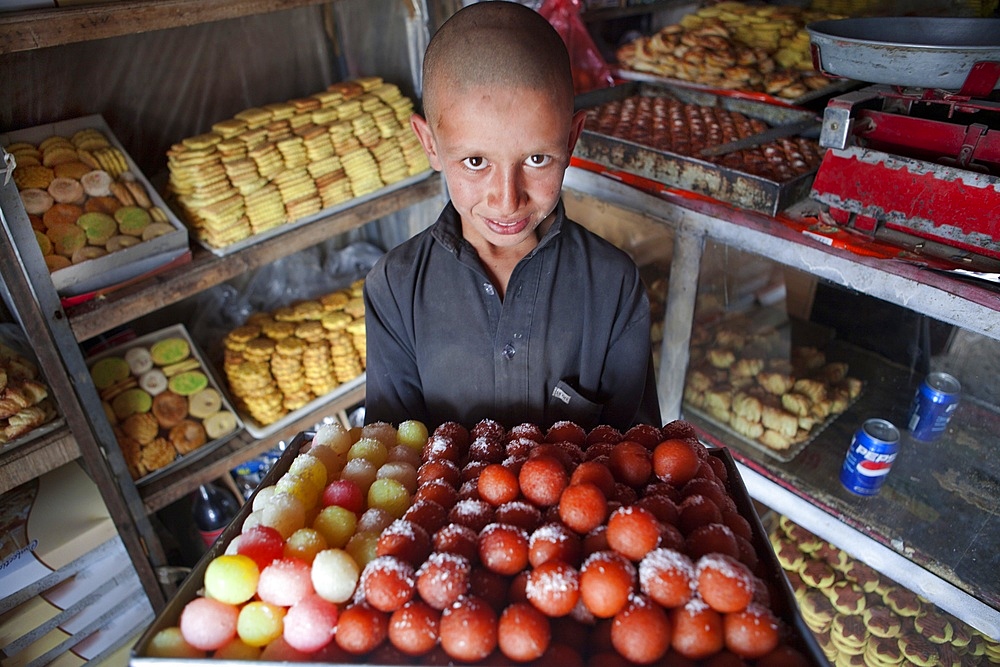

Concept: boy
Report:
left=363, top=0, right=660, bottom=431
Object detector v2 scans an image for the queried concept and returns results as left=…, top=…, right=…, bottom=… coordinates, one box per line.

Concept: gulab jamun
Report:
left=606, top=505, right=661, bottom=561
left=495, top=500, right=542, bottom=532
left=569, top=460, right=617, bottom=497
left=439, top=595, right=497, bottom=663
left=638, top=547, right=694, bottom=608
left=722, top=603, right=780, bottom=659
left=558, top=482, right=608, bottom=535
left=334, top=603, right=388, bottom=654
left=499, top=601, right=552, bottom=662
left=388, top=600, right=440, bottom=656
left=610, top=594, right=672, bottom=664
left=432, top=522, right=480, bottom=563
left=623, top=424, right=662, bottom=450
left=671, top=597, right=724, bottom=659
left=526, top=559, right=580, bottom=617
left=376, top=519, right=431, bottom=566
left=545, top=420, right=587, bottom=445
left=478, top=523, right=529, bottom=576
left=416, top=551, right=471, bottom=610
left=448, top=498, right=494, bottom=533
left=529, top=522, right=582, bottom=568
left=579, top=550, right=636, bottom=618
left=477, top=463, right=520, bottom=506
left=696, top=553, right=754, bottom=613
left=519, top=455, right=568, bottom=507
left=608, top=441, right=652, bottom=488
left=362, top=555, right=415, bottom=612
left=653, top=439, right=702, bottom=486
left=685, top=522, right=740, bottom=561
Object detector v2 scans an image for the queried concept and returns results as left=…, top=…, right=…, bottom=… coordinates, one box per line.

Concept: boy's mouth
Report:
left=485, top=216, right=531, bottom=236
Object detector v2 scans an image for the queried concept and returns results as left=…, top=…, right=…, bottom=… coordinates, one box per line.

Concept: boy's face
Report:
left=412, top=84, right=586, bottom=254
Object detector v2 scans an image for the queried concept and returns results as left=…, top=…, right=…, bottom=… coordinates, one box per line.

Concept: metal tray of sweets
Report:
left=573, top=81, right=822, bottom=215
left=130, top=430, right=826, bottom=666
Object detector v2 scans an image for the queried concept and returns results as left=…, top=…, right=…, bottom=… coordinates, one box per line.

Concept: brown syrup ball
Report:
left=707, top=455, right=729, bottom=484
left=586, top=424, right=623, bottom=447
left=518, top=455, right=568, bottom=507
left=508, top=569, right=530, bottom=604
left=526, top=559, right=580, bottom=617
left=635, top=493, right=679, bottom=526
left=506, top=437, right=535, bottom=459
left=569, top=460, right=617, bottom=497
left=552, top=441, right=585, bottom=467
left=439, top=595, right=498, bottom=663
left=388, top=600, right=440, bottom=657
left=723, top=603, right=780, bottom=659
left=582, top=525, right=609, bottom=557
left=433, top=522, right=480, bottom=563
left=735, top=535, right=760, bottom=573
left=460, top=460, right=488, bottom=485
left=653, top=438, right=702, bottom=486
left=334, top=603, right=389, bottom=654
left=422, top=434, right=461, bottom=463
left=434, top=421, right=470, bottom=451
left=606, top=505, right=661, bottom=561
left=529, top=522, right=582, bottom=568
left=366, top=642, right=411, bottom=664
left=448, top=498, right=494, bottom=533
left=638, top=547, right=695, bottom=608
left=558, top=482, right=608, bottom=535
left=416, top=551, right=471, bottom=610
left=468, top=435, right=505, bottom=464
left=756, top=644, right=812, bottom=667
left=685, top=522, right=739, bottom=561
left=377, top=519, right=432, bottom=566
left=703, top=649, right=752, bottom=667
left=468, top=567, right=509, bottom=613
left=611, top=594, right=673, bottom=664
left=721, top=509, right=753, bottom=542
left=528, top=442, right=575, bottom=470
left=507, top=422, right=544, bottom=442
left=671, top=598, right=724, bottom=659
left=414, top=478, right=459, bottom=510
left=683, top=476, right=735, bottom=513
left=499, top=601, right=551, bottom=662
left=403, top=499, right=448, bottom=535
left=623, top=424, right=663, bottom=450
left=457, top=478, right=481, bottom=501
left=696, top=553, right=754, bottom=613
left=417, top=459, right=461, bottom=489
left=544, top=642, right=585, bottom=667
left=479, top=523, right=530, bottom=576
left=611, top=482, right=638, bottom=506
left=585, top=442, right=615, bottom=461
left=477, top=463, right=520, bottom=506
left=362, top=555, right=416, bottom=612
left=472, top=418, right=505, bottom=442
left=545, top=420, right=587, bottom=445
left=579, top=550, right=636, bottom=618
left=661, top=419, right=698, bottom=442
left=495, top=500, right=542, bottom=532
left=643, top=481, right=682, bottom=503
left=678, top=493, right=723, bottom=535
left=608, top=441, right=652, bottom=487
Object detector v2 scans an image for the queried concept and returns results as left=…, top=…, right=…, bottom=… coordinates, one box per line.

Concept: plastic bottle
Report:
left=192, top=482, right=240, bottom=548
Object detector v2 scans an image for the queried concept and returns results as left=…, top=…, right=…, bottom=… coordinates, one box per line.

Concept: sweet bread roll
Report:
left=731, top=413, right=764, bottom=439
left=792, top=378, right=827, bottom=404
left=759, top=429, right=792, bottom=451
left=707, top=347, right=735, bottom=370
left=732, top=391, right=762, bottom=423
left=762, top=404, right=798, bottom=438
left=756, top=371, right=794, bottom=396
left=817, top=362, right=848, bottom=384
left=780, top=392, right=811, bottom=418
left=730, top=358, right=763, bottom=379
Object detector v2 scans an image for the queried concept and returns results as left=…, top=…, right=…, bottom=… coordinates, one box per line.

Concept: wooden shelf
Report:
left=0, top=423, right=80, bottom=495
left=68, top=174, right=443, bottom=342
left=0, top=0, right=333, bottom=54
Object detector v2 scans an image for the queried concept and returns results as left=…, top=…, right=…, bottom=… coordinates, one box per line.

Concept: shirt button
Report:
left=484, top=283, right=495, bottom=296
left=502, top=344, right=515, bottom=359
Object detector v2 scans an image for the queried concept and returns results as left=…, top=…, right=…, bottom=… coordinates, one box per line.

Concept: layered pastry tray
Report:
left=573, top=82, right=822, bottom=215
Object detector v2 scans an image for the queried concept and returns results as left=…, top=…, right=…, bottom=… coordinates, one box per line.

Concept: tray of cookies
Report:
left=1, top=114, right=190, bottom=298
left=87, top=324, right=243, bottom=486
left=573, top=81, right=823, bottom=215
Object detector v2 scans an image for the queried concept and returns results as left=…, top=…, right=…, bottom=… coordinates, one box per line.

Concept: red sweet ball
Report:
left=723, top=603, right=780, bottom=658
left=439, top=595, right=497, bottom=663
left=448, top=498, right=494, bottom=533
left=529, top=522, right=582, bottom=568
left=546, top=420, right=587, bottom=445
left=362, top=555, right=416, bottom=612
left=506, top=437, right=535, bottom=459
left=377, top=519, right=432, bottom=566
left=508, top=569, right=530, bottom=604
left=721, top=509, right=753, bottom=542
left=660, top=419, right=698, bottom=442
left=735, top=535, right=760, bottom=572
left=477, top=463, right=520, bottom=506
left=416, top=551, right=471, bottom=610
left=471, top=418, right=505, bottom=442
left=569, top=460, right=617, bottom=498
left=526, top=559, right=580, bottom=617
left=685, top=522, right=740, bottom=561
left=434, top=421, right=470, bottom=451
left=528, top=442, right=575, bottom=470
left=507, top=422, right=544, bottom=443
left=653, top=439, right=702, bottom=486
left=623, top=424, right=663, bottom=450
left=682, top=477, right=734, bottom=513
left=707, top=455, right=729, bottom=484
left=610, top=594, right=673, bottom=664
left=671, top=598, right=724, bottom=659
left=414, top=478, right=459, bottom=510
left=479, top=523, right=530, bottom=576
left=334, top=603, right=389, bottom=654
left=432, top=522, right=480, bottom=563
left=417, top=459, right=461, bottom=489
left=608, top=441, right=652, bottom=487
left=585, top=442, right=615, bottom=461
left=558, top=482, right=608, bottom=535
left=635, top=493, right=679, bottom=526
left=468, top=435, right=505, bottom=464
left=638, top=547, right=695, bottom=608
left=586, top=424, right=623, bottom=447
left=606, top=505, right=661, bottom=561
left=659, top=522, right=686, bottom=552
left=403, top=499, right=448, bottom=535
left=460, top=460, right=488, bottom=485
left=756, top=644, right=812, bottom=667
left=696, top=553, right=755, bottom=613
left=422, top=434, right=461, bottom=463
left=582, top=524, right=609, bottom=557
left=579, top=550, right=636, bottom=618
left=236, top=524, right=284, bottom=570
left=495, top=500, right=542, bottom=532
left=499, top=601, right=551, bottom=662
left=519, top=455, right=568, bottom=507
left=388, top=600, right=440, bottom=656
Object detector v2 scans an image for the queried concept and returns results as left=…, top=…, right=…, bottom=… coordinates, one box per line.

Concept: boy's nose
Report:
left=489, top=166, right=524, bottom=213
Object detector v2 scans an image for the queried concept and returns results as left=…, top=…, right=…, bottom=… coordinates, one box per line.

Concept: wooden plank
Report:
left=0, top=425, right=79, bottom=496
left=0, top=0, right=332, bottom=54
left=68, top=175, right=442, bottom=342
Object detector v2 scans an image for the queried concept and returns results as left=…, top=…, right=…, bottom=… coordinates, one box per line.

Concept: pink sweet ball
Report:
left=179, top=597, right=239, bottom=651
left=283, top=593, right=339, bottom=653
left=257, top=557, right=314, bottom=607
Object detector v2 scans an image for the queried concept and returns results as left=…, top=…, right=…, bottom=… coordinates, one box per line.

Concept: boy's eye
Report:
left=462, top=156, right=487, bottom=170
left=526, top=154, right=551, bottom=167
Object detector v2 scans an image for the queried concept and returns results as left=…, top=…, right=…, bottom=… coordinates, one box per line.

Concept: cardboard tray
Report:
left=573, top=81, right=820, bottom=215
left=86, top=323, right=243, bottom=487
left=1, top=114, right=190, bottom=297
left=130, top=431, right=827, bottom=666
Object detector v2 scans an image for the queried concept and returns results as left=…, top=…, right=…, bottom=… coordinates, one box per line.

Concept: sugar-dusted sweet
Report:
left=671, top=597, right=724, bottom=659
left=357, top=506, right=394, bottom=533
left=416, top=551, right=471, bottom=610
left=439, top=595, right=497, bottom=663
left=258, top=636, right=310, bottom=662
left=367, top=477, right=411, bottom=519
left=610, top=594, right=672, bottom=664
left=237, top=524, right=285, bottom=570
left=696, top=553, right=754, bottom=613
left=313, top=421, right=353, bottom=455
left=203, top=554, right=259, bottom=605
left=499, top=601, right=551, bottom=662
left=526, top=559, right=580, bottom=617
left=287, top=452, right=328, bottom=495
left=518, top=455, right=568, bottom=507
left=638, top=547, right=694, bottom=608
left=606, top=504, right=661, bottom=561
left=179, top=597, right=238, bottom=651
left=284, top=527, right=328, bottom=563
left=282, top=593, right=338, bottom=653
left=275, top=471, right=321, bottom=510
left=345, top=530, right=380, bottom=568
left=494, top=500, right=541, bottom=533
left=212, top=637, right=261, bottom=660
left=403, top=498, right=449, bottom=534
left=257, top=557, right=314, bottom=606
left=417, top=460, right=461, bottom=490
left=145, top=627, right=206, bottom=658
left=376, top=518, right=432, bottom=566
left=236, top=600, right=285, bottom=647
left=321, top=478, right=365, bottom=513
left=529, top=522, right=582, bottom=568
left=396, top=419, right=429, bottom=451
left=580, top=550, right=636, bottom=618
left=377, top=460, right=418, bottom=495
left=723, top=602, right=780, bottom=658
left=310, top=548, right=360, bottom=603
left=340, top=457, right=378, bottom=495
left=313, top=504, right=358, bottom=549
left=334, top=602, right=388, bottom=654
left=349, top=437, right=389, bottom=468
left=653, top=438, right=702, bottom=486
left=559, top=482, right=608, bottom=535
left=478, top=522, right=529, bottom=576
left=387, top=443, right=423, bottom=469
left=260, top=491, right=307, bottom=539
left=477, top=463, right=520, bottom=506
left=608, top=440, right=653, bottom=488
left=389, top=600, right=440, bottom=656
left=362, top=554, right=416, bottom=612
left=432, top=522, right=480, bottom=563
left=685, top=522, right=740, bottom=561
left=362, top=421, right=398, bottom=448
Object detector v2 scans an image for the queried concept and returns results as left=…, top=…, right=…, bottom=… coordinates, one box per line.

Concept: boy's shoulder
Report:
left=559, top=216, right=641, bottom=270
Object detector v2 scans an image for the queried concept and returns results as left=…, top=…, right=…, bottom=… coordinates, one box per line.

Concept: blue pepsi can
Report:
left=907, top=372, right=961, bottom=442
left=840, top=418, right=900, bottom=496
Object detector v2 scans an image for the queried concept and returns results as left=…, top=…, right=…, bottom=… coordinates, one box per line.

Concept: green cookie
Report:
left=168, top=370, right=208, bottom=396
left=150, top=337, right=190, bottom=366
left=91, top=356, right=130, bottom=389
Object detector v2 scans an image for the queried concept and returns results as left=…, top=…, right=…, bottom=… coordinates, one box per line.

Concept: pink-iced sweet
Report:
left=257, top=557, right=315, bottom=607
left=179, top=597, right=238, bottom=651
left=237, top=525, right=285, bottom=570
left=283, top=593, right=339, bottom=653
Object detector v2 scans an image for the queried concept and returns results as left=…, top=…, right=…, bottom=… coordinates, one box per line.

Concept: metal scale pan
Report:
left=807, top=18, right=1000, bottom=91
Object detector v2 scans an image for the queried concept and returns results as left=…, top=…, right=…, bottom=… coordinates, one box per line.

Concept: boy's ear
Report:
left=410, top=113, right=442, bottom=172
left=566, top=109, right=588, bottom=154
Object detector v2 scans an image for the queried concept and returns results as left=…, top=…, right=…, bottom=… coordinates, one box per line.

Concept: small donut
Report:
left=169, top=419, right=207, bottom=454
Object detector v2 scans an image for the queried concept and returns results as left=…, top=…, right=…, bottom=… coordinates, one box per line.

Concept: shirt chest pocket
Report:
left=548, top=379, right=602, bottom=429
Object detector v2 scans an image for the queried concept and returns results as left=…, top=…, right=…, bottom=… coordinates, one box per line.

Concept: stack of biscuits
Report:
left=7, top=128, right=173, bottom=274
left=615, top=2, right=841, bottom=100
left=0, top=343, right=58, bottom=445
left=770, top=515, right=1000, bottom=666
left=167, top=77, right=430, bottom=249
left=683, top=312, right=862, bottom=454
left=222, top=280, right=367, bottom=427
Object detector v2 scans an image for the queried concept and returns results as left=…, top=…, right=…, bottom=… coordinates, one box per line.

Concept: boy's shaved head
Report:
left=422, top=1, right=574, bottom=125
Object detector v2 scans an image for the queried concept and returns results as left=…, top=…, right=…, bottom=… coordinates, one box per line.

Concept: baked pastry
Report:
left=152, top=390, right=188, bottom=428
left=169, top=419, right=207, bottom=454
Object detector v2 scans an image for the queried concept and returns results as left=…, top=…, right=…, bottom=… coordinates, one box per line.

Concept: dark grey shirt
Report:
left=363, top=200, right=661, bottom=431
